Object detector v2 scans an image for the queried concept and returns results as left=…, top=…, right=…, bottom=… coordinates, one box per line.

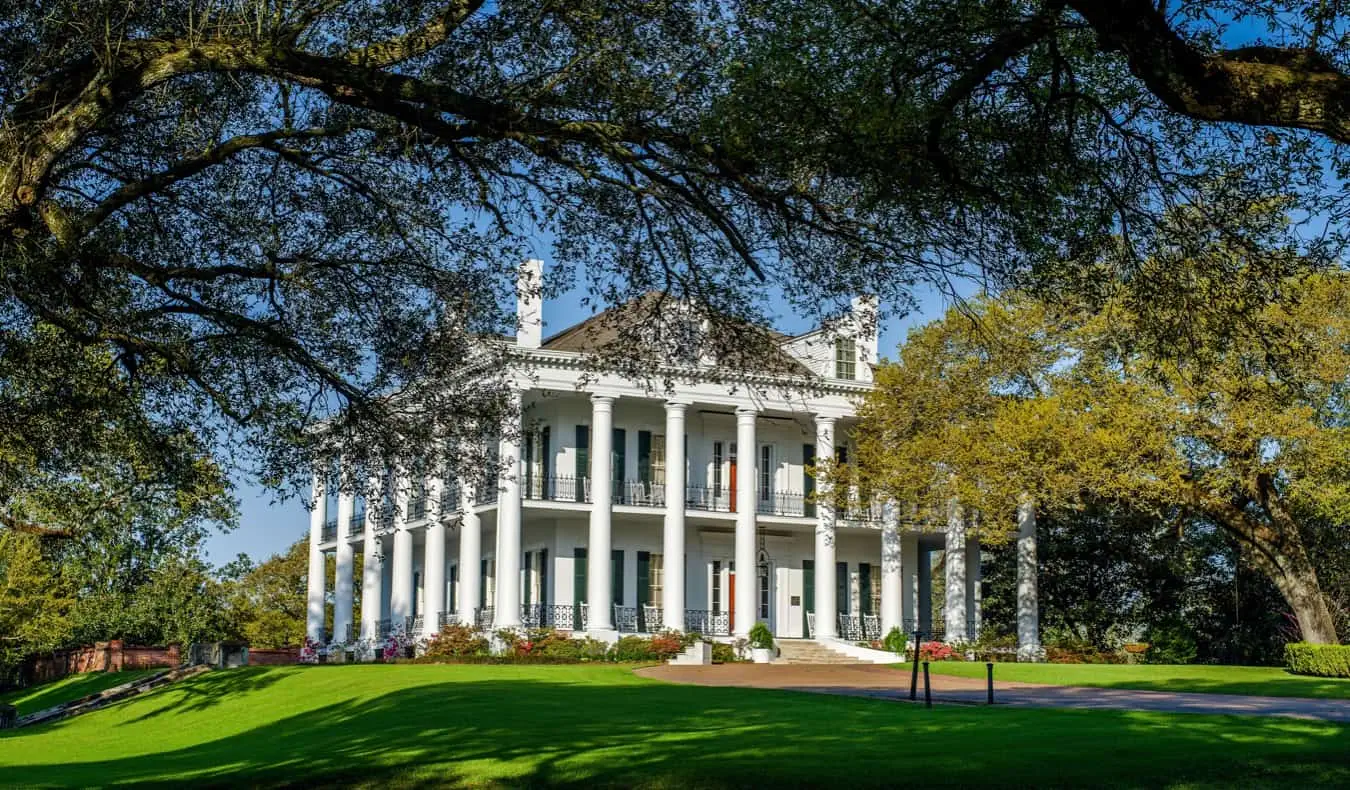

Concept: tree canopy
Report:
left=854, top=229, right=1350, bottom=642
left=4, top=0, right=1350, bottom=534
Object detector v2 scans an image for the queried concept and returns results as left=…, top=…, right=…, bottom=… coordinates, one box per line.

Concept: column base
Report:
left=1017, top=643, right=1045, bottom=662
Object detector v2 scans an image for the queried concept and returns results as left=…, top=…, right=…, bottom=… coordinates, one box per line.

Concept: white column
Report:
left=880, top=501, right=902, bottom=636
left=333, top=477, right=356, bottom=644
left=944, top=500, right=968, bottom=641
left=813, top=415, right=837, bottom=639
left=305, top=465, right=328, bottom=642
left=1017, top=497, right=1041, bottom=660
left=422, top=460, right=448, bottom=639
left=733, top=407, right=757, bottom=637
left=458, top=479, right=482, bottom=626
left=587, top=395, right=616, bottom=632
left=495, top=390, right=524, bottom=629
left=967, top=536, right=982, bottom=637
left=901, top=532, right=919, bottom=630
left=360, top=473, right=385, bottom=641
left=663, top=401, right=688, bottom=632
left=389, top=466, right=414, bottom=631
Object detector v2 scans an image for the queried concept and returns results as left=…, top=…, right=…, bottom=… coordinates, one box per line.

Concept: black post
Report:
left=923, top=661, right=932, bottom=708
left=909, top=629, right=921, bottom=701
left=986, top=662, right=995, bottom=704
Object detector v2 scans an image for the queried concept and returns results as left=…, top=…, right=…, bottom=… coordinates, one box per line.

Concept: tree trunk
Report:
left=1211, top=502, right=1340, bottom=644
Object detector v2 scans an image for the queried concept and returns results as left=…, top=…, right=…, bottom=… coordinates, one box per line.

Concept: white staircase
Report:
left=774, top=639, right=872, bottom=665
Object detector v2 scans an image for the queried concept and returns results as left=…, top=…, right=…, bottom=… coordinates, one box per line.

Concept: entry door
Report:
left=775, top=566, right=804, bottom=638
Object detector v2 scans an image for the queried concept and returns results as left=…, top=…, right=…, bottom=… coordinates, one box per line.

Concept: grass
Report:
left=1, top=664, right=1347, bottom=788
left=0, top=670, right=158, bottom=717
left=921, top=661, right=1350, bottom=699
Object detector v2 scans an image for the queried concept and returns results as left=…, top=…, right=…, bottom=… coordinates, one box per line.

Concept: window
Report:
left=711, top=560, right=722, bottom=615
left=649, top=553, right=664, bottom=605
left=835, top=337, right=857, bottom=379
left=870, top=566, right=882, bottom=616
left=651, top=435, right=666, bottom=485
left=712, top=441, right=724, bottom=496
left=484, top=560, right=496, bottom=611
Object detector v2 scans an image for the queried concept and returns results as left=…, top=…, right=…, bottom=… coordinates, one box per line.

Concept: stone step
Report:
left=773, top=640, right=869, bottom=665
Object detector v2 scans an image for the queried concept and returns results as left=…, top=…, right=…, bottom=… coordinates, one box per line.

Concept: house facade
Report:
left=304, top=261, right=1042, bottom=655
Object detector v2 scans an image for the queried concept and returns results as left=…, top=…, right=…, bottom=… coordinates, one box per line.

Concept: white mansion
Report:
left=304, top=261, right=1042, bottom=656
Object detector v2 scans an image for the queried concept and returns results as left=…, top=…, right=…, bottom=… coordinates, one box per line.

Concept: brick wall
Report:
left=23, top=641, right=181, bottom=685
left=245, top=647, right=301, bottom=666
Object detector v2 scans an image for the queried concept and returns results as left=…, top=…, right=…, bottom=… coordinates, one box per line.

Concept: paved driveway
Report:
left=636, top=664, right=1350, bottom=722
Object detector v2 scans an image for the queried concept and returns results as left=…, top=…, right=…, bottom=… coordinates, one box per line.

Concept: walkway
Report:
left=636, top=664, right=1350, bottom=723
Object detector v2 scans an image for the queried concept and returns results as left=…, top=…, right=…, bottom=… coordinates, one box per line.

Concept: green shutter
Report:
left=612, top=428, right=627, bottom=485
left=859, top=564, right=872, bottom=615
left=836, top=561, right=849, bottom=615
left=575, top=425, right=589, bottom=502
left=638, top=431, right=652, bottom=484
left=523, top=552, right=532, bottom=607
left=540, top=549, right=549, bottom=608
left=803, top=560, right=815, bottom=635
left=573, top=548, right=587, bottom=627
left=480, top=559, right=488, bottom=610
left=612, top=549, right=624, bottom=606
left=637, top=551, right=651, bottom=630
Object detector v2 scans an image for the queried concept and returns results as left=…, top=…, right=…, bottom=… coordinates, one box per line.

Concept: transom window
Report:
left=834, top=337, right=857, bottom=380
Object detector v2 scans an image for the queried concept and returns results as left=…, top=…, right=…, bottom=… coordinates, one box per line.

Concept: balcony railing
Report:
left=613, top=480, right=665, bottom=507
left=684, top=486, right=733, bottom=513
left=321, top=518, right=338, bottom=543
left=408, top=496, right=427, bottom=521
left=524, top=475, right=591, bottom=503
left=757, top=491, right=806, bottom=517
left=684, top=609, right=731, bottom=636
left=348, top=510, right=365, bottom=537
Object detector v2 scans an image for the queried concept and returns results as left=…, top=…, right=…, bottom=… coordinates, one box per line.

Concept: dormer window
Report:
left=834, top=337, right=856, bottom=380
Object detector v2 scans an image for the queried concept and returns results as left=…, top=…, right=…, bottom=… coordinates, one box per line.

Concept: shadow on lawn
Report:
left=3, top=670, right=1349, bottom=789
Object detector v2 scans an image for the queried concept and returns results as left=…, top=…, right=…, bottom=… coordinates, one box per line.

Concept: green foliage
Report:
left=1143, top=623, right=1200, bottom=666
left=422, top=624, right=490, bottom=659
left=882, top=627, right=907, bottom=655
left=748, top=622, right=774, bottom=650
left=856, top=247, right=1350, bottom=643
left=224, top=539, right=309, bottom=649
left=710, top=642, right=743, bottom=663
left=1285, top=643, right=1350, bottom=679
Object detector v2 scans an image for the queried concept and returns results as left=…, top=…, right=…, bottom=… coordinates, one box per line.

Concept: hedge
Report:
left=1284, top=642, right=1350, bottom=678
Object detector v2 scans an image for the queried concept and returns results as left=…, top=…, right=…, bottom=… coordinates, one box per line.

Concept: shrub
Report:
left=882, top=626, right=907, bottom=655
left=1143, top=623, right=1198, bottom=665
left=422, top=623, right=489, bottom=658
left=1285, top=643, right=1350, bottom=678
left=648, top=631, right=686, bottom=659
left=610, top=635, right=661, bottom=662
left=748, top=622, right=774, bottom=650
left=970, top=631, right=1018, bottom=663
left=711, top=642, right=742, bottom=663
left=907, top=641, right=960, bottom=661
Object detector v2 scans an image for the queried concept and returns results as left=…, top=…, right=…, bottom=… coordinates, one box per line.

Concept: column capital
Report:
left=814, top=411, right=844, bottom=427
left=664, top=399, right=691, bottom=413
left=734, top=405, right=758, bottom=420
left=590, top=393, right=616, bottom=408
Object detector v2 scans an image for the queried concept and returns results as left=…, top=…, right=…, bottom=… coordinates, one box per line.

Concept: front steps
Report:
left=774, top=639, right=872, bottom=665
left=14, top=664, right=209, bottom=729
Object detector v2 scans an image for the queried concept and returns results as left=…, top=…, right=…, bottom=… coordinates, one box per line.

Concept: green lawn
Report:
left=922, top=661, right=1350, bottom=699
left=1, top=664, right=1347, bottom=788
left=0, top=670, right=158, bottom=718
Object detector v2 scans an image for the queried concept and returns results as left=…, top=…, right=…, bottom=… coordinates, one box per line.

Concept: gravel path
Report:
left=636, top=663, right=1350, bottom=722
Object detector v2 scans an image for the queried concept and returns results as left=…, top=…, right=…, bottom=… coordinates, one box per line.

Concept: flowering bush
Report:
left=423, top=623, right=490, bottom=658
left=299, top=637, right=324, bottom=664
left=908, top=641, right=959, bottom=661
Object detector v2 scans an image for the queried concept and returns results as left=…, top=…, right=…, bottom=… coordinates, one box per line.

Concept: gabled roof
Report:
left=539, top=293, right=814, bottom=376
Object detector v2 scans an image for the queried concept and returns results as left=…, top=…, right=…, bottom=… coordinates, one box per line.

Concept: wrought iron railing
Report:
left=684, top=609, right=730, bottom=636
left=321, top=518, right=338, bottom=542
left=437, top=611, right=454, bottom=629
left=613, top=480, right=665, bottom=507
left=408, top=496, right=427, bottom=521
left=684, top=486, right=733, bottom=513
left=524, top=475, right=591, bottom=503
left=475, top=607, right=495, bottom=630
left=348, top=510, right=365, bottom=537
left=642, top=604, right=663, bottom=633
left=757, top=491, right=806, bottom=517
left=542, top=604, right=582, bottom=631
left=614, top=605, right=639, bottom=632
left=841, top=499, right=886, bottom=525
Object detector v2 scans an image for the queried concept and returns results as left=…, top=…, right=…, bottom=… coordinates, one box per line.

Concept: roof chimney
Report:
left=851, top=294, right=879, bottom=379
left=516, top=259, right=543, bottom=349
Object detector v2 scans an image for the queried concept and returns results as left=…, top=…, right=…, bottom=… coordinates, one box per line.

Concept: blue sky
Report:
left=202, top=265, right=975, bottom=565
